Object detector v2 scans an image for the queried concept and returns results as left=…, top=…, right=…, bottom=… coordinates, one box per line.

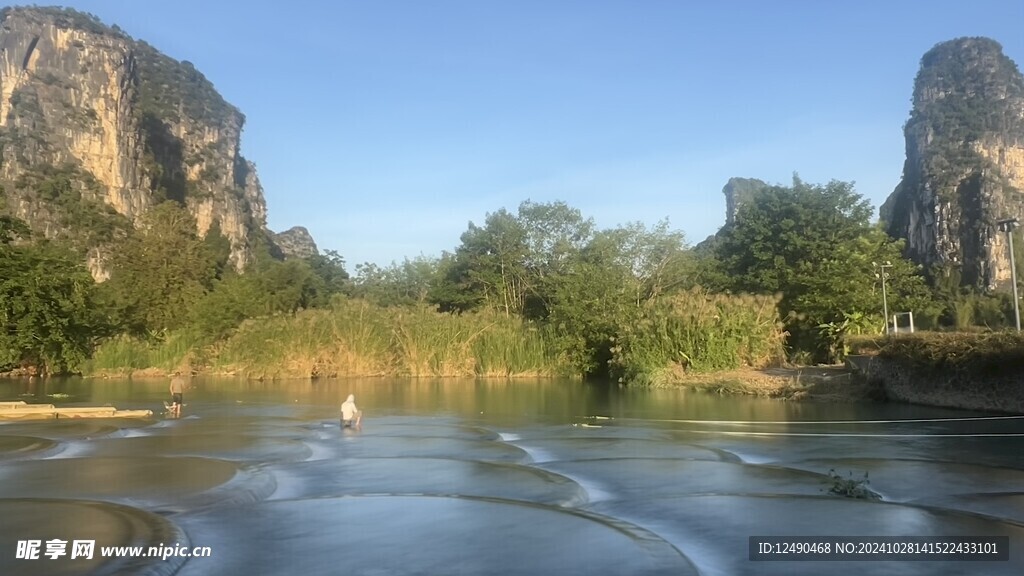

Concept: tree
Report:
left=202, top=219, right=233, bottom=280
left=351, top=255, right=438, bottom=307
left=103, top=202, right=216, bottom=334
left=516, top=200, right=595, bottom=317
left=0, top=218, right=103, bottom=374
left=250, top=258, right=327, bottom=314
left=438, top=200, right=596, bottom=318
left=613, top=219, right=694, bottom=305
left=306, top=249, right=349, bottom=297
left=713, top=177, right=931, bottom=359
left=544, top=221, right=692, bottom=375
left=546, top=229, right=639, bottom=374
left=442, top=208, right=529, bottom=315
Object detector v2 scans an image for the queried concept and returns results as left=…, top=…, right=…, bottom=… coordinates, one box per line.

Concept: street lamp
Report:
left=997, top=217, right=1021, bottom=332
left=873, top=261, right=893, bottom=335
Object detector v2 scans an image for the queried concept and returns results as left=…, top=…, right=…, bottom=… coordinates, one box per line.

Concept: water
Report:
left=1, top=376, right=1022, bottom=575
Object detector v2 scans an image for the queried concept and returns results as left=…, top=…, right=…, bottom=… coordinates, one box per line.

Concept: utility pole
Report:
left=873, top=261, right=893, bottom=335
left=997, top=218, right=1021, bottom=331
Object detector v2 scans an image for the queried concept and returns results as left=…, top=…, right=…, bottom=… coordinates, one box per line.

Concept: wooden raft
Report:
left=0, top=401, right=152, bottom=420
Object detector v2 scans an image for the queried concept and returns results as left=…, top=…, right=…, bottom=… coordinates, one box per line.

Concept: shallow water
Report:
left=0, top=376, right=1022, bottom=575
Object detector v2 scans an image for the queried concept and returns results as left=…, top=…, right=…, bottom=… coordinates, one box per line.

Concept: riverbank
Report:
left=77, top=292, right=787, bottom=383
left=636, top=365, right=884, bottom=403
left=82, top=361, right=885, bottom=404
left=846, top=332, right=1024, bottom=414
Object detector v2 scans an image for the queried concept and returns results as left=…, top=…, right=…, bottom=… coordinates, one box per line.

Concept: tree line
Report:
left=1, top=176, right=1020, bottom=377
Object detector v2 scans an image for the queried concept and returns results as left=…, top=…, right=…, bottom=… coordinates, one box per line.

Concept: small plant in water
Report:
left=824, top=468, right=881, bottom=500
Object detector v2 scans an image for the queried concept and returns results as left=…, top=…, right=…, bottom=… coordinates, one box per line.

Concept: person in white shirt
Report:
left=340, top=394, right=361, bottom=429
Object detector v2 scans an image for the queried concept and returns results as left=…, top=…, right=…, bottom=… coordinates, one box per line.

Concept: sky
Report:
left=56, top=0, right=1024, bottom=268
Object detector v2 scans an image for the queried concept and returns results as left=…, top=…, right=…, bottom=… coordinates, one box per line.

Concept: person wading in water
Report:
left=169, top=372, right=186, bottom=417
left=340, top=394, right=362, bottom=429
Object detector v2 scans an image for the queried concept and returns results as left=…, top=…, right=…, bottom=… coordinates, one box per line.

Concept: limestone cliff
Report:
left=0, top=6, right=271, bottom=277
left=882, top=37, right=1024, bottom=291
left=722, top=177, right=769, bottom=226
left=270, top=226, right=319, bottom=259
left=694, top=177, right=770, bottom=254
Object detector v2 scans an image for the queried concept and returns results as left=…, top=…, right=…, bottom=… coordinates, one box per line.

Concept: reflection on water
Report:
left=1, top=376, right=1022, bottom=575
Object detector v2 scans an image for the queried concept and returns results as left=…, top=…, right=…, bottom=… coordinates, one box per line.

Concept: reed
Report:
left=84, top=335, right=149, bottom=375
left=210, top=297, right=571, bottom=379
left=611, top=288, right=786, bottom=386
left=84, top=330, right=204, bottom=376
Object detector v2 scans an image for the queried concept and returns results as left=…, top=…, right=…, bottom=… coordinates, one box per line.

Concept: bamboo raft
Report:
left=0, top=401, right=153, bottom=420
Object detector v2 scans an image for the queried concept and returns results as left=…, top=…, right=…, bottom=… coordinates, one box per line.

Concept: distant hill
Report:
left=881, top=37, right=1024, bottom=291
left=0, top=6, right=312, bottom=279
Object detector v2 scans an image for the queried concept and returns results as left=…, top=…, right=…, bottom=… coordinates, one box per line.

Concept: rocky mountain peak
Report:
left=882, top=36, right=1024, bottom=291
left=0, top=5, right=271, bottom=278
left=271, top=226, right=319, bottom=259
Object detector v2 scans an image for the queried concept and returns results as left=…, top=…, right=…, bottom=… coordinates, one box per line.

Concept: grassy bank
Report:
left=611, top=290, right=787, bottom=386
left=84, top=330, right=206, bottom=377
left=846, top=331, right=1024, bottom=376
left=658, top=366, right=884, bottom=402
left=87, top=297, right=571, bottom=379
left=85, top=291, right=792, bottom=383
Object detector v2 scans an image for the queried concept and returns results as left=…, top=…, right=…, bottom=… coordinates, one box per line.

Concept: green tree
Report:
left=0, top=219, right=103, bottom=374
left=103, top=201, right=216, bottom=334
left=437, top=200, right=596, bottom=318
left=516, top=200, right=595, bottom=317
left=202, top=219, right=233, bottom=280
left=250, top=258, right=327, bottom=314
left=544, top=221, right=691, bottom=375
left=546, top=228, right=640, bottom=374
left=352, top=255, right=438, bottom=307
left=306, top=249, right=350, bottom=297
left=713, top=177, right=931, bottom=360
left=187, top=272, right=263, bottom=341
left=442, top=208, right=530, bottom=315
left=613, top=219, right=694, bottom=305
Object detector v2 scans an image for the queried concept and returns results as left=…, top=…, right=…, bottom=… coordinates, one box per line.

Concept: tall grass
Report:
left=212, top=298, right=394, bottom=379
left=211, top=297, right=571, bottom=379
left=84, top=330, right=205, bottom=376
left=610, top=289, right=786, bottom=386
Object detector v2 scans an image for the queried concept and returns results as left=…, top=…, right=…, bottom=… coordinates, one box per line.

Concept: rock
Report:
left=270, top=226, right=319, bottom=259
left=882, top=37, right=1024, bottom=291
left=722, top=177, right=770, bottom=226
left=0, top=6, right=269, bottom=279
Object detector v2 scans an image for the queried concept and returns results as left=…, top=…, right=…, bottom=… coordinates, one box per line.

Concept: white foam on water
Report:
left=265, top=468, right=303, bottom=500
left=572, top=476, right=615, bottom=503
left=512, top=443, right=558, bottom=464
left=498, top=432, right=520, bottom=442
left=302, top=440, right=335, bottom=461
left=43, top=441, right=92, bottom=459
left=724, top=450, right=776, bottom=465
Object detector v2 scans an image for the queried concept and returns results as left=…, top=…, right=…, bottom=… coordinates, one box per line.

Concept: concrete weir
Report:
left=0, top=401, right=153, bottom=420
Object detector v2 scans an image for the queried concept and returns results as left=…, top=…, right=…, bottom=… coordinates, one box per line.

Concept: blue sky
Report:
left=60, top=1, right=1024, bottom=268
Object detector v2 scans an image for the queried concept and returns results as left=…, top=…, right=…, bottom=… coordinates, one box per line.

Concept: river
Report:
left=1, top=376, right=1022, bottom=575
